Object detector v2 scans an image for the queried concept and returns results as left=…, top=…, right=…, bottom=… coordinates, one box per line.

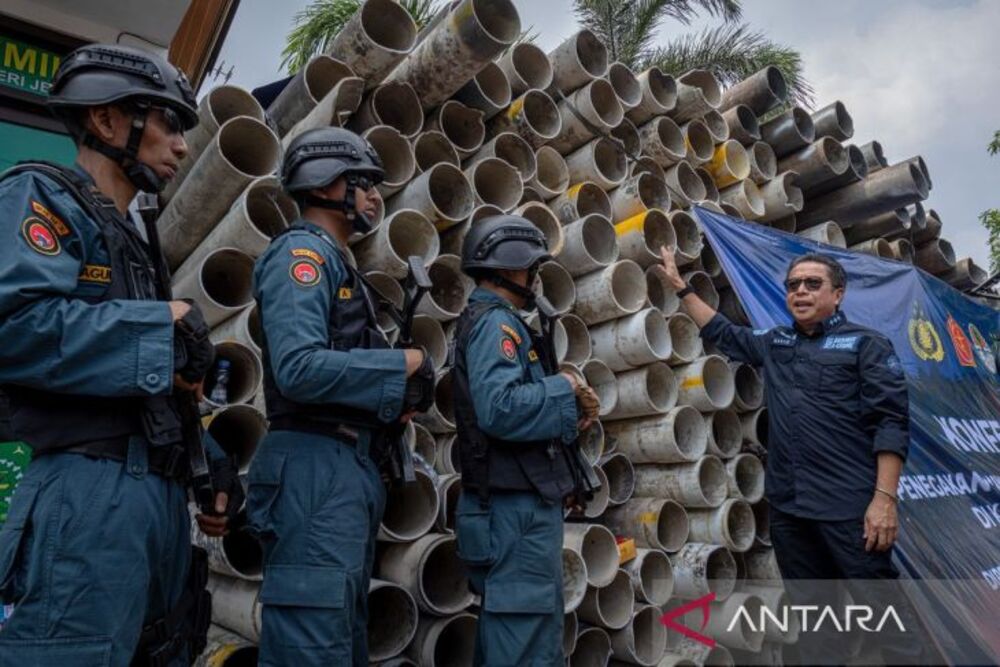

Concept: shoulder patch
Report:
left=79, top=264, right=111, bottom=284
left=289, top=258, right=322, bottom=287
left=291, top=247, right=325, bottom=265
left=528, top=349, right=539, bottom=362
left=20, top=216, right=61, bottom=256
left=338, top=287, right=352, bottom=299
left=500, top=323, right=522, bottom=345
left=822, top=335, right=860, bottom=351
left=500, top=336, right=517, bottom=361
left=31, top=200, right=70, bottom=236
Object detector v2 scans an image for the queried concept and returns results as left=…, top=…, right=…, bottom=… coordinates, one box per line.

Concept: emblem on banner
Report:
left=907, top=304, right=944, bottom=362
left=945, top=315, right=976, bottom=367
left=968, top=324, right=996, bottom=372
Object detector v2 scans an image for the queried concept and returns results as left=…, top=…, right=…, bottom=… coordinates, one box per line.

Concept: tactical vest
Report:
left=451, top=300, right=576, bottom=503
left=261, top=225, right=391, bottom=438
left=0, top=162, right=175, bottom=453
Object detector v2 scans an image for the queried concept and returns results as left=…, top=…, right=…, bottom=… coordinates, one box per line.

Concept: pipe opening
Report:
left=413, top=131, right=460, bottom=171
left=578, top=525, right=618, bottom=587
left=533, top=146, right=569, bottom=194
left=703, top=109, right=729, bottom=142
left=366, top=126, right=415, bottom=187
left=679, top=69, right=722, bottom=107
left=468, top=158, right=521, bottom=209
left=671, top=211, right=702, bottom=259
left=698, top=454, right=729, bottom=507
left=696, top=167, right=720, bottom=203
left=426, top=164, right=475, bottom=221
left=593, top=137, right=627, bottom=184
left=589, top=79, right=624, bottom=127
left=575, top=29, right=609, bottom=77
left=511, top=43, right=553, bottom=90
left=412, top=316, right=447, bottom=370
left=638, top=209, right=676, bottom=257
left=410, top=422, right=436, bottom=463
left=432, top=614, right=477, bottom=665
left=634, top=172, right=670, bottom=211
left=646, top=266, right=679, bottom=314
left=645, top=362, right=676, bottom=411
left=745, top=408, right=769, bottom=447
left=601, top=453, right=635, bottom=505
left=427, top=256, right=470, bottom=316
left=579, top=420, right=604, bottom=465
left=580, top=214, right=618, bottom=264
left=492, top=133, right=536, bottom=181
left=611, top=119, right=640, bottom=156
left=574, top=183, right=612, bottom=219
left=608, top=62, right=641, bottom=107
left=732, top=455, right=764, bottom=502
left=826, top=100, right=854, bottom=139
left=562, top=315, right=593, bottom=366
left=892, top=239, right=914, bottom=264
left=207, top=405, right=266, bottom=471
left=382, top=469, right=438, bottom=540
left=421, top=537, right=471, bottom=613
left=704, top=546, right=738, bottom=599
left=572, top=628, right=612, bottom=666
left=387, top=211, right=440, bottom=265
left=359, top=0, right=417, bottom=51
left=687, top=272, right=719, bottom=310
left=372, top=83, right=423, bottom=137
left=668, top=405, right=706, bottom=460
left=218, top=118, right=279, bottom=177
left=846, top=144, right=868, bottom=179
left=470, top=0, right=521, bottom=44
left=367, top=583, right=418, bottom=661
left=222, top=520, right=264, bottom=578
left=735, top=105, right=760, bottom=138
left=646, top=67, right=676, bottom=110
left=638, top=550, right=673, bottom=605
left=245, top=184, right=294, bottom=238
left=750, top=141, right=777, bottom=181
left=642, top=310, right=673, bottom=361
left=610, top=261, right=649, bottom=313
left=202, top=249, right=254, bottom=309
left=593, top=570, right=634, bottom=629
left=539, top=262, right=576, bottom=314
left=725, top=500, right=756, bottom=552
left=656, top=498, right=690, bottom=552
left=701, top=354, right=735, bottom=407
left=438, top=102, right=485, bottom=152
left=667, top=313, right=700, bottom=363
left=683, top=120, right=714, bottom=162
left=632, top=604, right=669, bottom=664
left=521, top=90, right=561, bottom=139
left=207, top=86, right=265, bottom=125
left=670, top=162, right=707, bottom=204
left=207, top=342, right=261, bottom=406
left=562, top=548, right=588, bottom=613
left=653, top=116, right=685, bottom=156
left=473, top=62, right=512, bottom=108
left=518, top=202, right=563, bottom=253
left=709, top=408, right=743, bottom=458
left=304, top=56, right=354, bottom=101
left=734, top=363, right=763, bottom=409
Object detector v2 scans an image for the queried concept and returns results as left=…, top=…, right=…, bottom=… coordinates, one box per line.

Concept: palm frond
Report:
left=645, top=23, right=814, bottom=108
left=659, top=0, right=742, bottom=25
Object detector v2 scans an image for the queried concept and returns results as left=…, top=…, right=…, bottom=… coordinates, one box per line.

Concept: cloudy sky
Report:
left=214, top=0, right=1000, bottom=271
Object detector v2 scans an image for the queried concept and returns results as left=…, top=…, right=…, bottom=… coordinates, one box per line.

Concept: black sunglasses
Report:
left=150, top=105, right=184, bottom=135
left=785, top=277, right=826, bottom=292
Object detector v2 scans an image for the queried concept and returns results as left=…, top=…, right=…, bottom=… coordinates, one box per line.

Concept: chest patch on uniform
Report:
left=500, top=324, right=522, bottom=345
left=289, top=259, right=321, bottom=286
left=500, top=336, right=517, bottom=360
left=338, top=287, right=352, bottom=299
left=528, top=349, right=539, bottom=362
left=291, top=248, right=325, bottom=265
left=20, top=216, right=61, bottom=255
left=30, top=201, right=70, bottom=236
left=822, top=335, right=860, bottom=351
left=771, top=333, right=797, bottom=347
left=79, top=264, right=111, bottom=284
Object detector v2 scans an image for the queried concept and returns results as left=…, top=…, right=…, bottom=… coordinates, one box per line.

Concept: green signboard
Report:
left=0, top=35, right=62, bottom=97
left=0, top=441, right=31, bottom=523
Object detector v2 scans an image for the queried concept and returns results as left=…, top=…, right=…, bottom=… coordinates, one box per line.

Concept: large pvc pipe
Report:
left=940, top=257, right=989, bottom=290
left=349, top=81, right=424, bottom=138
left=572, top=464, right=611, bottom=519
left=805, top=142, right=869, bottom=197
left=671, top=70, right=722, bottom=123
left=674, top=355, right=736, bottom=412
left=362, top=126, right=416, bottom=199
left=600, top=451, right=636, bottom=507
left=354, top=209, right=440, bottom=278
left=798, top=162, right=930, bottom=228
left=416, top=370, right=454, bottom=431
left=563, top=523, right=619, bottom=587
left=487, top=89, right=562, bottom=148
left=665, top=162, right=707, bottom=209
left=206, top=404, right=267, bottom=474
left=439, top=203, right=503, bottom=255
left=849, top=237, right=894, bottom=258
left=679, top=119, right=715, bottom=166
left=267, top=55, right=355, bottom=136
left=367, top=579, right=420, bottom=662
left=719, top=180, right=765, bottom=220
left=706, top=140, right=751, bottom=189
left=744, top=546, right=781, bottom=580
left=280, top=77, right=365, bottom=149
left=529, top=145, right=569, bottom=198
left=364, top=270, right=405, bottom=336
left=556, top=213, right=619, bottom=276
left=207, top=574, right=262, bottom=641
left=680, top=271, right=719, bottom=311
left=163, top=85, right=265, bottom=201
left=411, top=130, right=460, bottom=174
left=468, top=132, right=537, bottom=183
left=559, top=314, right=592, bottom=366
left=211, top=303, right=262, bottom=356
left=433, top=434, right=459, bottom=475
left=547, top=29, right=608, bottom=95
left=748, top=141, right=777, bottom=184
left=634, top=456, right=728, bottom=508
left=576, top=360, right=613, bottom=417
left=549, top=182, right=612, bottom=223
left=740, top=407, right=768, bottom=448
left=607, top=61, right=642, bottom=110
left=725, top=453, right=764, bottom=503
left=205, top=340, right=262, bottom=408
left=796, top=220, right=845, bottom=247
left=425, top=100, right=485, bottom=157
left=706, top=593, right=765, bottom=651
left=667, top=312, right=703, bottom=364
left=386, top=165, right=474, bottom=231
left=646, top=266, right=680, bottom=316
left=861, top=140, right=888, bottom=172
left=730, top=362, right=763, bottom=412
left=753, top=499, right=771, bottom=547
left=623, top=548, right=673, bottom=605
left=562, top=548, right=588, bottom=614
left=453, top=61, right=512, bottom=120
left=564, top=611, right=579, bottom=656
left=191, top=509, right=262, bottom=581
left=669, top=211, right=704, bottom=265
left=386, top=0, right=519, bottom=109
left=702, top=109, right=730, bottom=144
left=915, top=238, right=956, bottom=274
left=695, top=167, right=721, bottom=205
left=611, top=604, right=668, bottom=666
left=408, top=420, right=437, bottom=466
left=379, top=467, right=439, bottom=542
left=160, top=117, right=281, bottom=268
left=380, top=533, right=474, bottom=615
left=606, top=362, right=677, bottom=420
left=760, top=106, right=815, bottom=157
left=463, top=156, right=522, bottom=210
left=326, top=0, right=416, bottom=87
left=550, top=79, right=624, bottom=154
left=565, top=136, right=627, bottom=191
left=534, top=260, right=576, bottom=315
left=604, top=497, right=689, bottom=552
left=412, top=315, right=449, bottom=372
left=704, top=408, right=742, bottom=460
left=580, top=419, right=605, bottom=465
left=842, top=208, right=910, bottom=245
left=741, top=584, right=799, bottom=644
left=171, top=247, right=255, bottom=327
left=588, top=306, right=670, bottom=368
left=758, top=171, right=804, bottom=223
left=722, top=104, right=761, bottom=146
left=688, top=498, right=756, bottom=552
left=627, top=67, right=677, bottom=125
left=571, top=627, right=613, bottom=667
left=578, top=569, right=635, bottom=631
left=196, top=625, right=258, bottom=667
left=720, top=66, right=787, bottom=116
left=889, top=239, right=914, bottom=264
left=514, top=201, right=565, bottom=256
left=811, top=100, right=854, bottom=141
left=406, top=612, right=477, bottom=666
left=610, top=172, right=671, bottom=223
left=637, top=116, right=686, bottom=168
left=433, top=472, right=461, bottom=533
left=776, top=137, right=848, bottom=191
left=912, top=208, right=943, bottom=246
left=615, top=209, right=676, bottom=268
left=603, top=404, right=707, bottom=465
left=669, top=542, right=737, bottom=601
left=498, top=41, right=553, bottom=97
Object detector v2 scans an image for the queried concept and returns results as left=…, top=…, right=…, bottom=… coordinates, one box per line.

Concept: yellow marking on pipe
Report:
left=451, top=0, right=475, bottom=29
left=681, top=376, right=705, bottom=390
left=639, top=511, right=659, bottom=524
left=207, top=645, right=239, bottom=667
left=615, top=212, right=647, bottom=237
left=506, top=97, right=524, bottom=120
left=566, top=183, right=585, bottom=198
left=617, top=538, right=637, bottom=564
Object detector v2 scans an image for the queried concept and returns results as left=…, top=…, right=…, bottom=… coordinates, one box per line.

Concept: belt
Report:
left=41, top=437, right=190, bottom=481
left=267, top=417, right=365, bottom=443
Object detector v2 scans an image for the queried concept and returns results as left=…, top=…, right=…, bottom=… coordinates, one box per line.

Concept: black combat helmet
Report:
left=47, top=44, right=199, bottom=193
left=281, top=127, right=385, bottom=234
left=461, top=215, right=551, bottom=303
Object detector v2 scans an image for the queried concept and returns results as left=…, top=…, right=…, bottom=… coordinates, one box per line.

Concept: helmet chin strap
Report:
left=302, top=174, right=373, bottom=234
left=489, top=265, right=540, bottom=307
left=81, top=104, right=165, bottom=194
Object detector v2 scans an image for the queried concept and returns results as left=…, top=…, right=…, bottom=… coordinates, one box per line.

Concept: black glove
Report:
left=403, top=352, right=435, bottom=413
left=174, top=301, right=215, bottom=384
left=208, top=454, right=245, bottom=520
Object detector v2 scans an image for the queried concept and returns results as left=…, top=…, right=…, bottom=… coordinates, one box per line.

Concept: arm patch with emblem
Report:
left=289, top=258, right=322, bottom=287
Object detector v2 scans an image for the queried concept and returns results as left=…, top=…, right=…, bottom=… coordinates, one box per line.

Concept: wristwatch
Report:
left=676, top=284, right=695, bottom=298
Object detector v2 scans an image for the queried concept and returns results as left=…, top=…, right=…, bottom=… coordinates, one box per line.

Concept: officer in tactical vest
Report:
left=452, top=215, right=601, bottom=665
left=0, top=44, right=244, bottom=664
left=247, top=126, right=434, bottom=666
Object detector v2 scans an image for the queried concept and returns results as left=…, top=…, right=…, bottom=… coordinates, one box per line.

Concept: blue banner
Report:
left=693, top=207, right=1000, bottom=663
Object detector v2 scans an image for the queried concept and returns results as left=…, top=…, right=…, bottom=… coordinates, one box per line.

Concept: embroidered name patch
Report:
left=771, top=334, right=797, bottom=348
left=20, top=216, right=60, bottom=255
left=500, top=336, right=517, bottom=360
left=500, top=324, right=522, bottom=345
left=338, top=287, right=352, bottom=299
left=752, top=328, right=770, bottom=336
left=291, top=248, right=325, bottom=265
left=79, top=264, right=111, bottom=284
left=822, top=335, right=860, bottom=351
left=30, top=201, right=70, bottom=236
left=290, top=259, right=321, bottom=286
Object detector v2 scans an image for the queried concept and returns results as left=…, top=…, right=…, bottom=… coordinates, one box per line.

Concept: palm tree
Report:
left=573, top=0, right=813, bottom=107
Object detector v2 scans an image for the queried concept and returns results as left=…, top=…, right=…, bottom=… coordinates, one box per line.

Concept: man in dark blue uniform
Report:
left=247, top=127, right=434, bottom=666
left=452, top=215, right=601, bottom=666
left=0, top=44, right=243, bottom=664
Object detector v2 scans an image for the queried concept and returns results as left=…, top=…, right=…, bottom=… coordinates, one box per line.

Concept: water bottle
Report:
left=210, top=359, right=231, bottom=405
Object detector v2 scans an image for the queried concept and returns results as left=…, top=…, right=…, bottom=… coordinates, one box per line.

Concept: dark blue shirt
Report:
left=701, top=310, right=909, bottom=520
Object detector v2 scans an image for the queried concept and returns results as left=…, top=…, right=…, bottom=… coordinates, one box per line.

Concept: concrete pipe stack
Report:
left=158, top=1, right=962, bottom=663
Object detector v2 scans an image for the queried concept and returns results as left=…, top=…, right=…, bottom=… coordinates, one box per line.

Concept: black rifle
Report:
left=383, top=255, right=432, bottom=484
left=136, top=194, right=215, bottom=514
left=534, top=295, right=602, bottom=499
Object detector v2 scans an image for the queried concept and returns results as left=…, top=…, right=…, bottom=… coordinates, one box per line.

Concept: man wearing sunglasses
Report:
left=659, top=246, right=912, bottom=661
left=0, top=44, right=243, bottom=664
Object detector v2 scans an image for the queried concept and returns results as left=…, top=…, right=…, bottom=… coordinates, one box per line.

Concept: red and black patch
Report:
left=20, top=216, right=60, bottom=256
left=500, top=336, right=517, bottom=361
left=289, top=258, right=321, bottom=287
